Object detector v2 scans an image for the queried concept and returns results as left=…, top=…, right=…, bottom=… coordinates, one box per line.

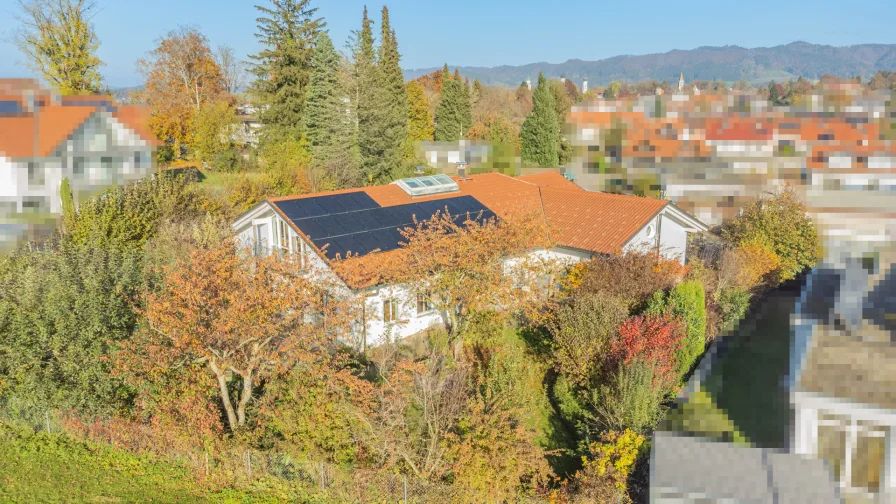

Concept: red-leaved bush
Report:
left=610, top=313, right=685, bottom=392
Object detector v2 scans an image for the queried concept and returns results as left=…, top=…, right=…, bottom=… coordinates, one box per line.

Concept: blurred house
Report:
left=565, top=88, right=896, bottom=255
left=0, top=79, right=159, bottom=218
left=790, top=249, right=896, bottom=501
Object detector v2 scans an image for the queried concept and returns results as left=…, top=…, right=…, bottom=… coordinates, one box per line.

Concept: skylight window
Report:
left=394, top=175, right=460, bottom=197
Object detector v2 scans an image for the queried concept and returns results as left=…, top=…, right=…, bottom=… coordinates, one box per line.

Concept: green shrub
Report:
left=718, top=287, right=751, bottom=331
left=593, top=359, right=665, bottom=434
left=212, top=148, right=240, bottom=172
left=669, top=281, right=707, bottom=376
left=721, top=188, right=819, bottom=283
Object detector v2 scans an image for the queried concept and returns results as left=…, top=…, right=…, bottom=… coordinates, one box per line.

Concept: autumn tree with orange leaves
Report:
left=341, top=209, right=561, bottom=343
left=116, top=241, right=352, bottom=433
left=136, top=26, right=227, bottom=158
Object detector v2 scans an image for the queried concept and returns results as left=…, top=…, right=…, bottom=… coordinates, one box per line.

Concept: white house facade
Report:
left=0, top=80, right=158, bottom=223
left=232, top=171, right=707, bottom=348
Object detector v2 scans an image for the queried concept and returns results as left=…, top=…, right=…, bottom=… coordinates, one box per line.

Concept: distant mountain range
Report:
left=403, top=42, right=896, bottom=87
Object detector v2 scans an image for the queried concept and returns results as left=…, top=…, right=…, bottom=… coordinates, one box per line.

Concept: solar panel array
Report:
left=272, top=192, right=496, bottom=259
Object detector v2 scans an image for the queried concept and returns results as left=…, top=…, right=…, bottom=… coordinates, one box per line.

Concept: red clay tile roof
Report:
left=268, top=172, right=671, bottom=262
left=540, top=187, right=668, bottom=254
left=113, top=106, right=161, bottom=147
left=517, top=171, right=583, bottom=191
left=0, top=105, right=96, bottom=158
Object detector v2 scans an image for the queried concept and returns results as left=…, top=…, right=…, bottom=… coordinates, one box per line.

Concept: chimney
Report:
left=456, top=161, right=468, bottom=178
left=582, top=79, right=588, bottom=93
left=414, top=165, right=424, bottom=175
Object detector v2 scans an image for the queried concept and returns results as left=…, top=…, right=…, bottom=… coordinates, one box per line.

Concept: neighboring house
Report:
left=651, top=431, right=840, bottom=503
left=0, top=79, right=159, bottom=219
left=416, top=140, right=492, bottom=173
left=232, top=171, right=706, bottom=348
left=790, top=251, right=896, bottom=501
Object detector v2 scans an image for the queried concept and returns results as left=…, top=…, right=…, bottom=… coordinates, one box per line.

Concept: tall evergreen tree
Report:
left=249, top=0, right=324, bottom=142
left=407, top=80, right=434, bottom=142
left=376, top=6, right=408, bottom=176
left=434, top=68, right=471, bottom=142
left=305, top=31, right=349, bottom=157
left=435, top=68, right=459, bottom=141
left=520, top=73, right=559, bottom=167
left=354, top=6, right=388, bottom=183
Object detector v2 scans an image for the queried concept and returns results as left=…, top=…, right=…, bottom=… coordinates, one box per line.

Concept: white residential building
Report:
left=0, top=79, right=159, bottom=219
left=232, top=171, right=707, bottom=349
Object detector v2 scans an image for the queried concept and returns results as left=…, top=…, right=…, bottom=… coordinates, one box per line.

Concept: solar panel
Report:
left=275, top=192, right=499, bottom=261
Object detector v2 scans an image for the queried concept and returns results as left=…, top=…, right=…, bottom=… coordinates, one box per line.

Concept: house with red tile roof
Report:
left=232, top=172, right=706, bottom=347
left=0, top=79, right=159, bottom=220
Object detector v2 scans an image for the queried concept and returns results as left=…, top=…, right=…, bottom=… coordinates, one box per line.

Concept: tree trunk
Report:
left=209, top=360, right=238, bottom=431
left=236, top=369, right=253, bottom=427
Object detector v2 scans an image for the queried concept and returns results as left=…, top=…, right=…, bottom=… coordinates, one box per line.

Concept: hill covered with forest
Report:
left=404, top=41, right=896, bottom=87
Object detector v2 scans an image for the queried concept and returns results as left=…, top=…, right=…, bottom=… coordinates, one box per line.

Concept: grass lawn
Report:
left=0, top=422, right=322, bottom=503
left=662, top=289, right=799, bottom=449
left=0, top=422, right=208, bottom=503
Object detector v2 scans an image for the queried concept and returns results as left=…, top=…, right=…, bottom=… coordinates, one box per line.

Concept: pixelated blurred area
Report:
left=0, top=78, right=158, bottom=250
left=565, top=76, right=896, bottom=263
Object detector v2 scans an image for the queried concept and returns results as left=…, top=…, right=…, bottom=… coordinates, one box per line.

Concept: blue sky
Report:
left=0, top=0, right=894, bottom=88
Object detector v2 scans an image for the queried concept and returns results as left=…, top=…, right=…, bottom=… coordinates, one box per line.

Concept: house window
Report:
left=383, top=298, right=398, bottom=322
left=135, top=152, right=149, bottom=170
left=73, top=157, right=85, bottom=177
left=817, top=412, right=887, bottom=495
left=27, top=162, right=43, bottom=186
left=101, top=156, right=114, bottom=172
left=416, top=293, right=433, bottom=315
left=291, top=235, right=307, bottom=268
left=253, top=222, right=269, bottom=257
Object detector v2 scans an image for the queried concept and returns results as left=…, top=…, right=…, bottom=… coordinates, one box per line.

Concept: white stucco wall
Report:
left=623, top=208, right=695, bottom=264
left=1, top=111, right=154, bottom=217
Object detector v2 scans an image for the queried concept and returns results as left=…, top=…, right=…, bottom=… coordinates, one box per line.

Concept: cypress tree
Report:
left=249, top=0, right=325, bottom=143
left=60, top=177, right=76, bottom=234
left=407, top=80, right=434, bottom=142
left=377, top=7, right=408, bottom=176
left=520, top=73, right=560, bottom=167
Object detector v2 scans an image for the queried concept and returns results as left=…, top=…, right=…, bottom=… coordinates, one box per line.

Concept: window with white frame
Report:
left=274, top=219, right=290, bottom=257
left=383, top=298, right=398, bottom=322
left=253, top=222, right=269, bottom=257
left=291, top=234, right=307, bottom=269
left=816, top=412, right=887, bottom=496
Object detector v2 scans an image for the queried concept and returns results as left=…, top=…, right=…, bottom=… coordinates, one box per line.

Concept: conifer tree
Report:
left=376, top=6, right=408, bottom=176
left=435, top=68, right=472, bottom=142
left=305, top=31, right=349, bottom=158
left=472, top=78, right=483, bottom=104
left=435, top=66, right=458, bottom=141
left=407, top=80, right=434, bottom=142
left=520, top=73, right=560, bottom=167
left=249, top=0, right=324, bottom=143
left=355, top=6, right=388, bottom=183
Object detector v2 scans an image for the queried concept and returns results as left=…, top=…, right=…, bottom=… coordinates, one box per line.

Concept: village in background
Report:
left=2, top=0, right=896, bottom=502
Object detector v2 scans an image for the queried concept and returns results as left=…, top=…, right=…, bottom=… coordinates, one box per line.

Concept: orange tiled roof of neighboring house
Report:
left=113, top=106, right=161, bottom=147
left=705, top=118, right=775, bottom=141
left=0, top=105, right=97, bottom=159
